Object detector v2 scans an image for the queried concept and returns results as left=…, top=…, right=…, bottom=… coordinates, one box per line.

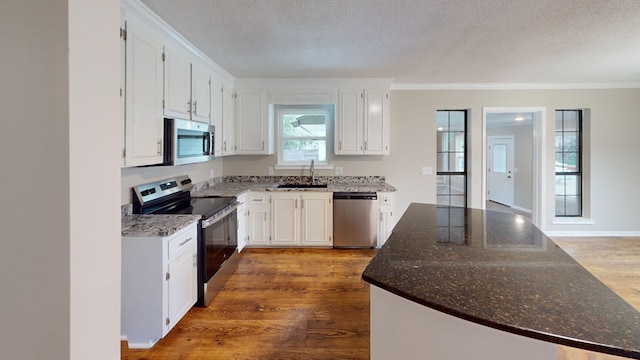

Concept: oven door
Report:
left=164, top=118, right=215, bottom=165
left=198, top=204, right=238, bottom=305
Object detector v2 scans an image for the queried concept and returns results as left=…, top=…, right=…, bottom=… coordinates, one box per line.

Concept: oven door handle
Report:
left=201, top=202, right=240, bottom=229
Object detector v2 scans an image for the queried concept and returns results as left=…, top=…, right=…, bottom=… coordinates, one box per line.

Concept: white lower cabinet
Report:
left=245, top=192, right=271, bottom=246
left=236, top=193, right=246, bottom=251
left=121, top=222, right=198, bottom=348
left=271, top=192, right=333, bottom=247
left=377, top=192, right=395, bottom=247
left=244, top=191, right=333, bottom=247
left=300, top=193, right=333, bottom=246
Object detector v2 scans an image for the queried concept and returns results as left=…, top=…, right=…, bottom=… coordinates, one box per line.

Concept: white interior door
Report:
left=487, top=136, right=514, bottom=206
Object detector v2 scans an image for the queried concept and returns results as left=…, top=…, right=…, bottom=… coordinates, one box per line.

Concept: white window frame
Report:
left=275, top=106, right=333, bottom=168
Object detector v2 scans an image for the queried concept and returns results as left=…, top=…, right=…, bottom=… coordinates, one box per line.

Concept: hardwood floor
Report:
left=122, top=248, right=377, bottom=360
left=553, top=237, right=639, bottom=360
left=122, top=239, right=638, bottom=360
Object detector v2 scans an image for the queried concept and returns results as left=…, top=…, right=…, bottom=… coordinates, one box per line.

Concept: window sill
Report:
left=552, top=217, right=596, bottom=225
left=274, top=164, right=334, bottom=170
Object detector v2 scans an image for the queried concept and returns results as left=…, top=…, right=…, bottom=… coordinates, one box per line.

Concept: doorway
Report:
left=487, top=135, right=514, bottom=207
left=483, top=107, right=546, bottom=228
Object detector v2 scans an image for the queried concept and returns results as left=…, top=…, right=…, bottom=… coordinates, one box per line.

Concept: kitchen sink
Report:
left=277, top=183, right=328, bottom=189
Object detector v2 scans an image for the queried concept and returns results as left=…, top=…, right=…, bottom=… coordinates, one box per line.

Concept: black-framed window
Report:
left=555, top=110, right=582, bottom=217
left=436, top=110, right=467, bottom=207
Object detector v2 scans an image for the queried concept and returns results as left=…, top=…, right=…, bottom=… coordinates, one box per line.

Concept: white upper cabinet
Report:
left=235, top=89, right=273, bottom=155
left=210, top=75, right=224, bottom=156
left=163, top=44, right=191, bottom=119
left=222, top=81, right=236, bottom=155
left=336, top=88, right=390, bottom=155
left=164, top=44, right=211, bottom=123
left=190, top=61, right=211, bottom=123
left=123, top=16, right=165, bottom=167
left=363, top=90, right=390, bottom=155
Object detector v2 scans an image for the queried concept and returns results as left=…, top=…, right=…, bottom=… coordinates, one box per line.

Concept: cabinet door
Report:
left=164, top=45, right=191, bottom=119
left=301, top=193, right=333, bottom=246
left=210, top=76, right=224, bottom=156
left=271, top=193, right=300, bottom=245
left=166, top=249, right=197, bottom=333
left=236, top=89, right=268, bottom=154
left=364, top=90, right=389, bottom=155
left=124, top=18, right=164, bottom=167
left=191, top=62, right=211, bottom=123
left=377, top=192, right=394, bottom=247
left=120, top=16, right=126, bottom=167
left=222, top=81, right=236, bottom=155
left=237, top=200, right=246, bottom=252
left=336, top=89, right=363, bottom=155
left=247, top=204, right=270, bottom=245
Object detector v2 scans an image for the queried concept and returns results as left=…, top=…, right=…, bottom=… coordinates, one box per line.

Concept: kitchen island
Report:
left=362, top=204, right=640, bottom=360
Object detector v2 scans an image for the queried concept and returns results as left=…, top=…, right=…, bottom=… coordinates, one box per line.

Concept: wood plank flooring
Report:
left=122, top=238, right=639, bottom=360
left=553, top=237, right=639, bottom=360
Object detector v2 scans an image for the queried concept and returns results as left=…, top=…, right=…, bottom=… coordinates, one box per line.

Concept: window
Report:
left=276, top=105, right=333, bottom=166
left=436, top=110, right=467, bottom=207
left=555, top=110, right=582, bottom=217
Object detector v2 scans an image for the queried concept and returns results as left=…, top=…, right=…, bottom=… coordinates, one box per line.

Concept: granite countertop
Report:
left=192, top=175, right=397, bottom=198
left=362, top=203, right=640, bottom=359
left=121, top=214, right=201, bottom=237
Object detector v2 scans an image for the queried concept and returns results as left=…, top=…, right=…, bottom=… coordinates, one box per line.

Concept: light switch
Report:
left=268, top=166, right=274, bottom=175
left=421, top=167, right=432, bottom=175
left=335, top=167, right=344, bottom=175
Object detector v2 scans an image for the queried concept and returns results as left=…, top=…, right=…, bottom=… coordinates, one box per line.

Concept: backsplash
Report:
left=122, top=175, right=386, bottom=217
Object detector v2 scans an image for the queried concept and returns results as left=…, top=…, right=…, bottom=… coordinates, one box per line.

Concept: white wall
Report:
left=223, top=88, right=640, bottom=234
left=69, top=0, right=121, bottom=358
left=0, top=0, right=120, bottom=359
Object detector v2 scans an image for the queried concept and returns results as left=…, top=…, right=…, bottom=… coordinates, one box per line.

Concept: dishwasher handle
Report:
left=333, top=192, right=377, bottom=200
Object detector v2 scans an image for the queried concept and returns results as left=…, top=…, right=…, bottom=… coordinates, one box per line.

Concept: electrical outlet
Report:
left=209, top=169, right=215, bottom=178
left=268, top=166, right=274, bottom=175
left=421, top=167, right=432, bottom=175
left=335, top=167, right=343, bottom=175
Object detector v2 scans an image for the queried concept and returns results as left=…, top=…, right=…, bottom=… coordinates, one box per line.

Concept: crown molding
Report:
left=390, top=82, right=640, bottom=90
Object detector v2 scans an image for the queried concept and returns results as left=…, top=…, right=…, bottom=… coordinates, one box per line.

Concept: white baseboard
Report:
left=545, top=231, right=640, bottom=237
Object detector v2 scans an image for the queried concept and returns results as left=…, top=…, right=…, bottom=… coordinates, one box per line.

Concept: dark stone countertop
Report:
left=362, top=203, right=640, bottom=359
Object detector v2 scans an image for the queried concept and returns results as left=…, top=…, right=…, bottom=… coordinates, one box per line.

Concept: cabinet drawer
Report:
left=167, top=223, right=197, bottom=261
left=246, top=192, right=270, bottom=205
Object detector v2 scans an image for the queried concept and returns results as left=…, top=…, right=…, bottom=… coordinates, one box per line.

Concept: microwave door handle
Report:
left=202, top=133, right=210, bottom=155
left=210, top=133, right=215, bottom=155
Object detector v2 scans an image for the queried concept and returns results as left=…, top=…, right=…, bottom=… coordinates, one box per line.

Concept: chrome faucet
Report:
left=310, top=159, right=315, bottom=184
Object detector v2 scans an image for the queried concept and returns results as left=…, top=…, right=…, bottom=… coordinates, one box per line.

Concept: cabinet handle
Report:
left=262, top=141, right=264, bottom=151
left=264, top=213, right=266, bottom=222
left=193, top=100, right=197, bottom=114
left=339, top=141, right=342, bottom=150
left=157, top=140, right=162, bottom=155
left=295, top=199, right=297, bottom=208
left=188, top=100, right=192, bottom=113
left=178, top=237, right=192, bottom=247
left=365, top=141, right=368, bottom=150
left=380, top=213, right=383, bottom=222
left=223, top=141, right=227, bottom=151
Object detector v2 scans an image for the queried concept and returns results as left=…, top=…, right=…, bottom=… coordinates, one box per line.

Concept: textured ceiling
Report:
left=139, top=0, right=640, bottom=84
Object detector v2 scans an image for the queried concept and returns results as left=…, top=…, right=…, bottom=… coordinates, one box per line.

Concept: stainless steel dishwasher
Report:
left=333, top=192, right=378, bottom=248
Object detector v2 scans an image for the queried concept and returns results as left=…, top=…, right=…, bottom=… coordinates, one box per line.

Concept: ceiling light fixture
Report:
left=514, top=116, right=524, bottom=121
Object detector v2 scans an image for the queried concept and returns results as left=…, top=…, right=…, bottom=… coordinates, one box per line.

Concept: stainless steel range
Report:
left=132, top=175, right=238, bottom=306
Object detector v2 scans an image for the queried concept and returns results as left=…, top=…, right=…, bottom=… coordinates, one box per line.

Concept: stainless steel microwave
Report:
left=163, top=118, right=214, bottom=166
